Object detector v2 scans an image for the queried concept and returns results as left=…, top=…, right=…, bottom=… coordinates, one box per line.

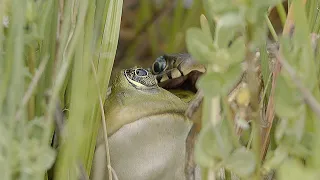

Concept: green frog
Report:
left=91, top=54, right=205, bottom=180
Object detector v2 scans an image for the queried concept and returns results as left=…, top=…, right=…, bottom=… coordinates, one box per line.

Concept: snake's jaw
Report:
left=151, top=53, right=205, bottom=93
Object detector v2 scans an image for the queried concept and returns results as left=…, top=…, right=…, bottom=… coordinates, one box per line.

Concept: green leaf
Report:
left=289, top=143, right=311, bottom=158
left=292, top=0, right=311, bottom=46
left=279, top=1, right=318, bottom=90
left=278, top=158, right=317, bottom=180
left=290, top=109, right=306, bottom=143
left=195, top=120, right=234, bottom=167
left=274, top=74, right=303, bottom=118
left=212, top=49, right=230, bottom=69
left=245, top=0, right=282, bottom=24
left=275, top=110, right=306, bottom=144
left=215, top=26, right=234, bottom=49
left=224, top=147, right=256, bottom=178
left=280, top=37, right=314, bottom=89
left=26, top=0, right=36, bottom=23
left=280, top=36, right=296, bottom=64
left=299, top=48, right=317, bottom=90
left=255, top=0, right=284, bottom=7
left=275, top=118, right=288, bottom=144
left=194, top=136, right=216, bottom=168
left=26, top=117, right=46, bottom=139
left=186, top=27, right=215, bottom=64
left=275, top=113, right=309, bottom=158
left=263, top=145, right=288, bottom=172
left=251, top=22, right=268, bottom=47
left=200, top=14, right=212, bottom=40
left=197, top=63, right=242, bottom=97
left=260, top=42, right=272, bottom=90
left=29, top=146, right=56, bottom=173
left=205, top=0, right=238, bottom=16
left=228, top=36, right=246, bottom=64
left=214, top=12, right=243, bottom=48
left=301, top=132, right=314, bottom=152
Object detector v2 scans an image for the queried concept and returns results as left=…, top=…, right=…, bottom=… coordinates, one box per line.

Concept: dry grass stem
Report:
left=91, top=60, right=113, bottom=180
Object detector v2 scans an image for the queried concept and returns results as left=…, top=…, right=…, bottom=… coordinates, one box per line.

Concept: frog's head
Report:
left=123, top=67, right=158, bottom=91
left=104, top=66, right=188, bottom=136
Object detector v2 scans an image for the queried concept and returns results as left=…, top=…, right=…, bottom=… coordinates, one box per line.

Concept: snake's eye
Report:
left=152, top=56, right=167, bottom=74
left=135, top=68, right=148, bottom=76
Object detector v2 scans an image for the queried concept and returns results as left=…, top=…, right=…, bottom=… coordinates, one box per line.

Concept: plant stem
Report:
left=245, top=23, right=262, bottom=179
left=265, top=14, right=279, bottom=41
left=276, top=3, right=287, bottom=26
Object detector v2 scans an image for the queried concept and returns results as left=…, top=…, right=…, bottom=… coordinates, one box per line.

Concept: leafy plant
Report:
left=0, top=0, right=123, bottom=179
left=186, top=0, right=320, bottom=179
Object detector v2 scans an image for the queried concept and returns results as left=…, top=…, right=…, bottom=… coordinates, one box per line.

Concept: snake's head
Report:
left=150, top=53, right=206, bottom=93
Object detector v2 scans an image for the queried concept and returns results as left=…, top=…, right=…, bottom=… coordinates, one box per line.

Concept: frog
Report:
left=91, top=66, right=202, bottom=180
left=92, top=52, right=251, bottom=180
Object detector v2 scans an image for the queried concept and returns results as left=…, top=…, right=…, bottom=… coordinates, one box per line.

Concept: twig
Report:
left=261, top=52, right=281, bottom=160
left=275, top=52, right=320, bottom=118
left=91, top=60, right=113, bottom=180
left=185, top=90, right=203, bottom=119
left=261, top=0, right=307, bottom=161
left=110, top=166, right=119, bottom=180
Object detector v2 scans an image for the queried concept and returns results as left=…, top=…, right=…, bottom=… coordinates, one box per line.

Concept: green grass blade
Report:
left=1, top=0, right=27, bottom=179
left=82, top=0, right=123, bottom=175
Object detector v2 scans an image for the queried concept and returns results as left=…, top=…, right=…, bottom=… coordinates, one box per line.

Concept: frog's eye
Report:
left=152, top=56, right=167, bottom=74
left=135, top=68, right=148, bottom=76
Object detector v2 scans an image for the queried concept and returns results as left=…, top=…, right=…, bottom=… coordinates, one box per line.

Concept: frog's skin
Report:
left=91, top=67, right=201, bottom=180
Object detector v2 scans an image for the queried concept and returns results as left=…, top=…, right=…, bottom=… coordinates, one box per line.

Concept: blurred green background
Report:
left=113, top=0, right=285, bottom=73
left=113, top=0, right=203, bottom=71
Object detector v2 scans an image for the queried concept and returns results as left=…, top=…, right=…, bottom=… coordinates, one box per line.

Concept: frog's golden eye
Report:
left=135, top=68, right=148, bottom=76
left=152, top=56, right=167, bottom=74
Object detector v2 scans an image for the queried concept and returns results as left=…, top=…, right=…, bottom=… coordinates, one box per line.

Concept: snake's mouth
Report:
left=156, top=70, right=203, bottom=93
left=153, top=70, right=204, bottom=103
left=150, top=53, right=205, bottom=94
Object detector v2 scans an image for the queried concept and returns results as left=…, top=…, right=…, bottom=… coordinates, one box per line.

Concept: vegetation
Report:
left=1, top=0, right=122, bottom=179
left=1, top=0, right=320, bottom=180
left=187, top=0, right=320, bottom=179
